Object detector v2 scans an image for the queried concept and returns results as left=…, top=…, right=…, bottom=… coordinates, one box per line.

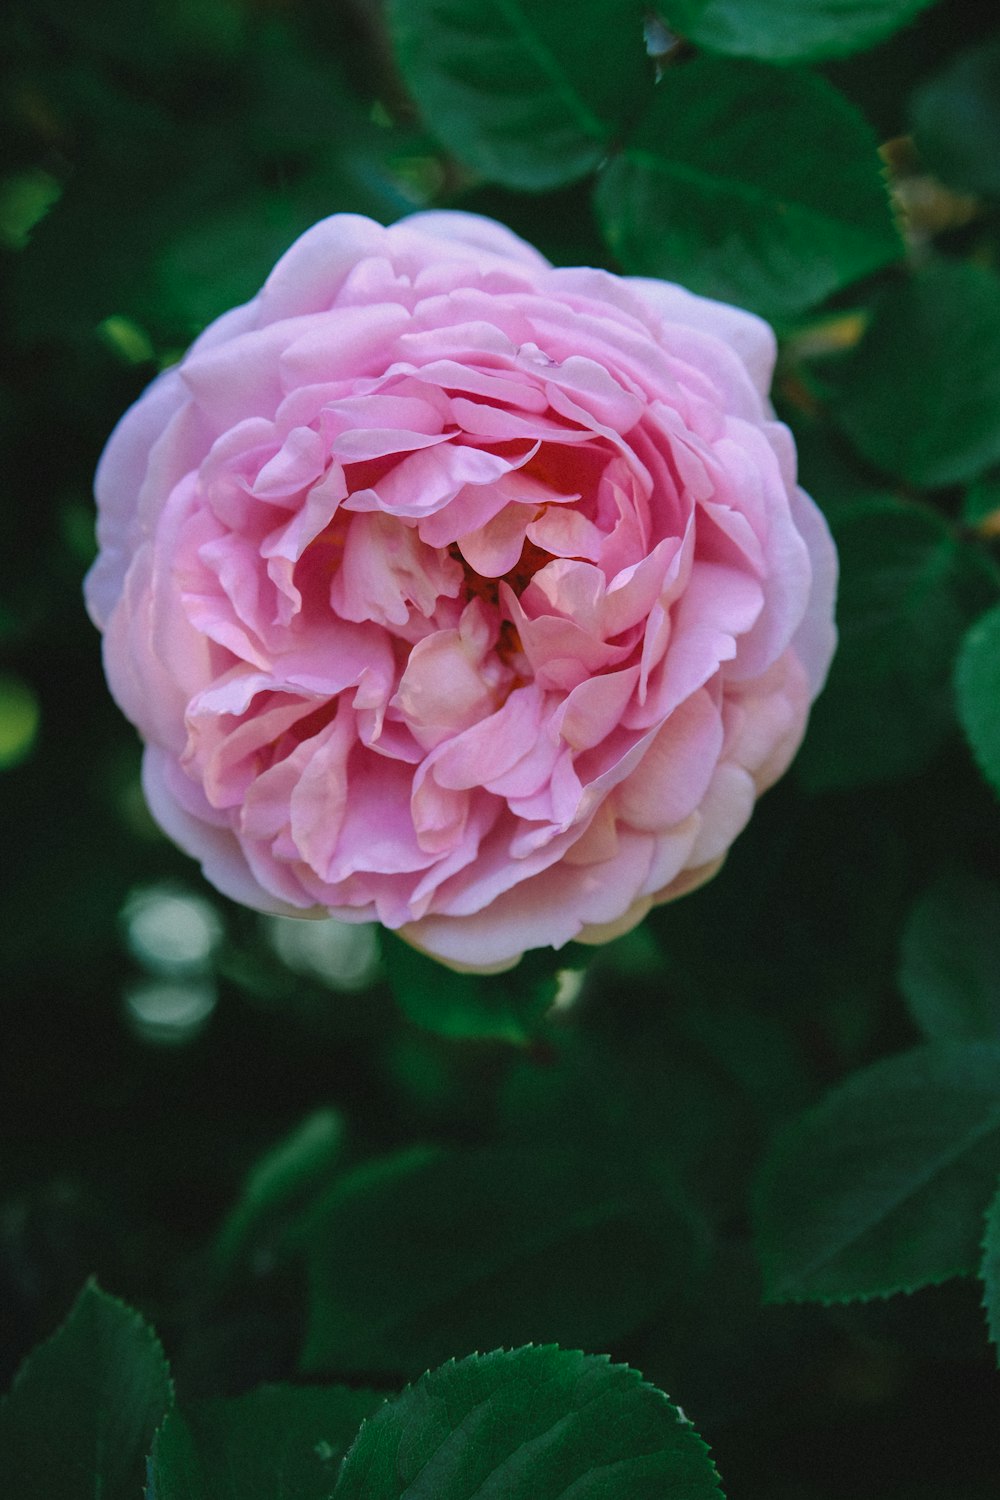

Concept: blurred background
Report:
left=3, top=3, right=1000, bottom=1496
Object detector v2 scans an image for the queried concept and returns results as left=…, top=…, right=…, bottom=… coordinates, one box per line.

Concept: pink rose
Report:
left=86, top=212, right=836, bottom=972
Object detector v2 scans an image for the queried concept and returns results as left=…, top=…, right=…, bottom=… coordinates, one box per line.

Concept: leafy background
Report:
left=3, top=0, right=1000, bottom=1494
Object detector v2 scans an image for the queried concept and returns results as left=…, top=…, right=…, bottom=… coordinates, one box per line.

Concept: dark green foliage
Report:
left=333, top=1346, right=724, bottom=1500
left=149, top=1384, right=385, bottom=1500
left=661, top=0, right=939, bottom=63
left=755, top=1042, right=1000, bottom=1302
left=835, top=261, right=1000, bottom=487
left=4, top=0, right=426, bottom=347
left=210, top=1108, right=345, bottom=1281
left=381, top=930, right=558, bottom=1043
left=980, top=1182, right=1000, bottom=1362
left=594, top=59, right=900, bottom=320
left=388, top=0, right=651, bottom=190
left=912, top=34, right=1000, bottom=198
left=956, top=602, right=1000, bottom=799
left=900, top=871, right=1000, bottom=1041
left=3, top=1307, right=723, bottom=1500
left=299, top=1145, right=703, bottom=1377
left=963, top=472, right=1000, bottom=528
left=794, top=499, right=979, bottom=787
left=0, top=1282, right=172, bottom=1499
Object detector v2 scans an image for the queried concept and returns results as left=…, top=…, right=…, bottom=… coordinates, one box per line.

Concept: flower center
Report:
left=448, top=532, right=552, bottom=607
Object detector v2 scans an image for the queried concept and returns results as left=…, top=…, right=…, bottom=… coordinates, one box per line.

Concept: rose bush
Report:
left=86, top=212, right=836, bottom=971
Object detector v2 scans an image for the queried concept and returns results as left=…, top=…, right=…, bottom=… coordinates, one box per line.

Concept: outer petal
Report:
left=143, top=746, right=314, bottom=916
left=400, top=825, right=668, bottom=971
left=397, top=210, right=552, bottom=273
left=788, top=485, right=839, bottom=696
left=626, top=275, right=778, bottom=398
left=257, top=214, right=393, bottom=321
left=85, top=368, right=193, bottom=626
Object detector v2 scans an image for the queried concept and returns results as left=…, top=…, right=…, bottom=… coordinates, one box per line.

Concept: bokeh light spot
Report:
left=123, top=885, right=223, bottom=975
left=266, top=915, right=381, bottom=993
left=0, top=675, right=40, bottom=770
left=551, top=967, right=586, bottom=1013
left=123, top=978, right=216, bottom=1046
left=0, top=168, right=61, bottom=250
left=99, top=316, right=156, bottom=366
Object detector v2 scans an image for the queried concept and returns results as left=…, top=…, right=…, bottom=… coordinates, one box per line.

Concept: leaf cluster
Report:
left=1, top=1284, right=722, bottom=1500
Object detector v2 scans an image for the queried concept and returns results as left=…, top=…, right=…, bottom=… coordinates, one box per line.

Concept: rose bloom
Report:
left=86, top=212, right=836, bottom=972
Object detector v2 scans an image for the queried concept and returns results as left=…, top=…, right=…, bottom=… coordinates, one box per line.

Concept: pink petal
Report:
left=398, top=210, right=552, bottom=272
left=410, top=769, right=471, bottom=856
left=507, top=748, right=584, bottom=835
left=419, top=467, right=560, bottom=547
left=553, top=666, right=640, bottom=752
left=426, top=685, right=544, bottom=791
left=192, top=696, right=316, bottom=809
left=86, top=368, right=191, bottom=627
left=143, top=746, right=312, bottom=914
left=503, top=585, right=634, bottom=690
left=321, top=754, right=440, bottom=883
left=689, top=762, right=758, bottom=866
left=344, top=440, right=534, bottom=520
left=258, top=214, right=392, bottom=320
left=626, top=276, right=777, bottom=400
left=544, top=356, right=645, bottom=432
left=526, top=505, right=602, bottom=562
left=280, top=304, right=412, bottom=386
left=332, top=511, right=463, bottom=628
left=252, top=424, right=327, bottom=499
left=182, top=321, right=306, bottom=428
left=458, top=503, right=533, bottom=577
left=788, top=486, right=838, bottom=696
left=289, top=712, right=356, bottom=880
left=399, top=823, right=659, bottom=970
left=394, top=619, right=498, bottom=745
left=616, top=688, right=723, bottom=831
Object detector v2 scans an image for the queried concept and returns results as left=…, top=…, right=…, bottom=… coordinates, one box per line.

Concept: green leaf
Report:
left=148, top=1384, right=384, bottom=1500
left=900, top=871, right=1000, bottom=1042
left=155, top=141, right=425, bottom=332
left=835, top=261, right=1000, bottom=487
left=956, top=602, right=1000, bottom=798
left=660, top=0, right=937, bottom=63
left=795, top=499, right=965, bottom=788
left=979, top=1178, right=1000, bottom=1363
left=388, top=0, right=650, bottom=190
left=675, top=1000, right=811, bottom=1125
left=911, top=36, right=1000, bottom=199
left=211, top=1108, right=344, bottom=1279
left=0, top=1281, right=173, bottom=1500
left=156, top=199, right=325, bottom=334
left=788, top=415, right=891, bottom=522
left=754, top=1041, right=1000, bottom=1303
left=333, top=1345, right=724, bottom=1500
left=381, top=930, right=558, bottom=1043
left=594, top=58, right=899, bottom=321
left=497, top=1001, right=754, bottom=1227
left=300, top=1146, right=700, bottom=1377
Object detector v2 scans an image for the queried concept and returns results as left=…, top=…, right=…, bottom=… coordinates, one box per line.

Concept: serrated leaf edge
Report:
left=753, top=1042, right=1000, bottom=1305
left=2, top=1276, right=174, bottom=1409
left=976, top=1174, right=1000, bottom=1364
left=331, top=1344, right=724, bottom=1498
